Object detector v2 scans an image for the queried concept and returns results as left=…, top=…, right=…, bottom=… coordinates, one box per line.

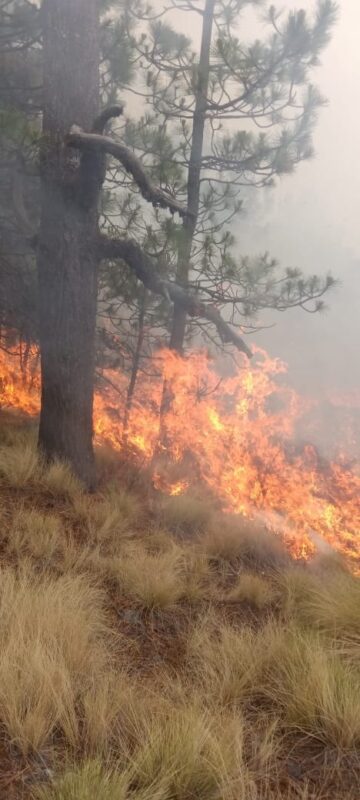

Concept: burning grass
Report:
left=0, top=422, right=359, bottom=798
left=2, top=343, right=360, bottom=569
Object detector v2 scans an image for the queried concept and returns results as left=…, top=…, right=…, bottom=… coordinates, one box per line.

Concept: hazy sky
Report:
left=166, top=0, right=359, bottom=395
left=232, top=0, right=360, bottom=395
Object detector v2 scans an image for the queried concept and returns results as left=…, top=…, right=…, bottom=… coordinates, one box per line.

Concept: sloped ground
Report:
left=0, top=415, right=359, bottom=799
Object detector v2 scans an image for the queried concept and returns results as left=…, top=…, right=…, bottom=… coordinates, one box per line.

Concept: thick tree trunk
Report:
left=170, top=0, right=215, bottom=353
left=37, top=0, right=100, bottom=487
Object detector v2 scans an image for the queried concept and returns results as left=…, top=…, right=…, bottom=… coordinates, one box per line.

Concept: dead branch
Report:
left=98, top=235, right=252, bottom=358
left=92, top=105, right=124, bottom=134
left=67, top=127, right=190, bottom=218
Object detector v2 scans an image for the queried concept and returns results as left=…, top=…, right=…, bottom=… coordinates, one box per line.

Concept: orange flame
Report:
left=1, top=344, right=360, bottom=566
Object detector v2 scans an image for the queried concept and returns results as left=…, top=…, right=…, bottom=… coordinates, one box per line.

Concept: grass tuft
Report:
left=227, top=572, right=277, bottom=609
left=35, top=760, right=128, bottom=800
left=41, top=460, right=83, bottom=498
left=201, top=515, right=288, bottom=568
left=0, top=441, right=40, bottom=486
left=160, top=494, right=214, bottom=537
left=0, top=565, right=115, bottom=753
left=8, top=507, right=63, bottom=561
left=278, top=567, right=360, bottom=640
left=114, top=546, right=185, bottom=609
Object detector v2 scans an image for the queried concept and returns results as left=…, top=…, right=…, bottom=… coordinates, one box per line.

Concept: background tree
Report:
left=0, top=0, right=41, bottom=346
left=105, top=0, right=336, bottom=359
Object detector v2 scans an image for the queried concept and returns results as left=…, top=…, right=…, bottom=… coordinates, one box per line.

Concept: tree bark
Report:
left=37, top=0, right=100, bottom=487
left=170, top=0, right=215, bottom=353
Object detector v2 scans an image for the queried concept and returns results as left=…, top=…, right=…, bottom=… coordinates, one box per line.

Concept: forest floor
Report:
left=0, top=412, right=359, bottom=800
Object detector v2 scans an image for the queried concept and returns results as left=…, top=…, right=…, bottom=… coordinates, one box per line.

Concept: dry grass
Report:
left=266, top=628, right=360, bottom=748
left=187, top=617, right=269, bottom=706
left=70, top=489, right=140, bottom=550
left=8, top=507, right=63, bottom=561
left=187, top=617, right=360, bottom=748
left=0, top=422, right=359, bottom=799
left=0, top=565, right=122, bottom=753
left=113, top=545, right=186, bottom=609
left=35, top=760, right=129, bottom=800
left=122, top=705, right=256, bottom=800
left=278, top=567, right=360, bottom=640
left=200, top=514, right=289, bottom=568
left=0, top=440, right=40, bottom=486
left=227, top=572, right=277, bottom=609
left=160, top=494, right=214, bottom=537
left=40, top=460, right=83, bottom=499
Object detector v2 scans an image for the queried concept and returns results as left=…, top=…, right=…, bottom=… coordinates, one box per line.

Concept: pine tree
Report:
left=111, top=0, right=337, bottom=354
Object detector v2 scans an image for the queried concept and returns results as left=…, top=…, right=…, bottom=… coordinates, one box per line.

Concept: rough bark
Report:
left=170, top=0, right=215, bottom=353
left=37, top=0, right=100, bottom=487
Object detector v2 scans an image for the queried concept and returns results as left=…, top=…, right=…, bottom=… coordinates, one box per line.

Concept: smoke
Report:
left=234, top=0, right=360, bottom=401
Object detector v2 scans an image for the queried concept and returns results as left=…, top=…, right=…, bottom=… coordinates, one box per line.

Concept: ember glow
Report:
left=1, top=344, right=360, bottom=565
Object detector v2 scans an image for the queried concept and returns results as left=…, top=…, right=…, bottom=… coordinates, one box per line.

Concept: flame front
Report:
left=1, top=345, right=360, bottom=566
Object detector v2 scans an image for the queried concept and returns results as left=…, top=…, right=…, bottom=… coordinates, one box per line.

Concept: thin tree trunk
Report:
left=122, top=287, right=147, bottom=443
left=170, top=0, right=215, bottom=353
left=37, top=0, right=100, bottom=487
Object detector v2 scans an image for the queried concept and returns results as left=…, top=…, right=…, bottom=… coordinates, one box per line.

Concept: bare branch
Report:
left=98, top=235, right=252, bottom=358
left=67, top=127, right=190, bottom=218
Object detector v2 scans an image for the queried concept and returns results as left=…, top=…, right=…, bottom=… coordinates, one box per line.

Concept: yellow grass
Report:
left=8, top=507, right=63, bottom=561
left=227, top=572, right=277, bottom=609
left=264, top=626, right=360, bottom=748
left=278, top=567, right=360, bottom=639
left=0, top=422, right=359, bottom=799
left=35, top=760, right=129, bottom=800
left=188, top=616, right=360, bottom=748
left=200, top=514, right=288, bottom=568
left=41, top=459, right=83, bottom=498
left=113, top=545, right=186, bottom=608
left=70, top=490, right=139, bottom=550
left=0, top=565, right=120, bottom=753
left=0, top=441, right=40, bottom=486
left=124, top=705, right=255, bottom=800
left=160, top=494, right=214, bottom=536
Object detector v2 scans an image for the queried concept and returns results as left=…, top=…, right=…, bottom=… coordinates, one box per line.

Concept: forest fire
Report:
left=1, top=344, right=360, bottom=566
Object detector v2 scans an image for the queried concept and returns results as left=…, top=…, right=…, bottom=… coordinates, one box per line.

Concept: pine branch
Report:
left=98, top=235, right=252, bottom=358
left=67, top=126, right=190, bottom=218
